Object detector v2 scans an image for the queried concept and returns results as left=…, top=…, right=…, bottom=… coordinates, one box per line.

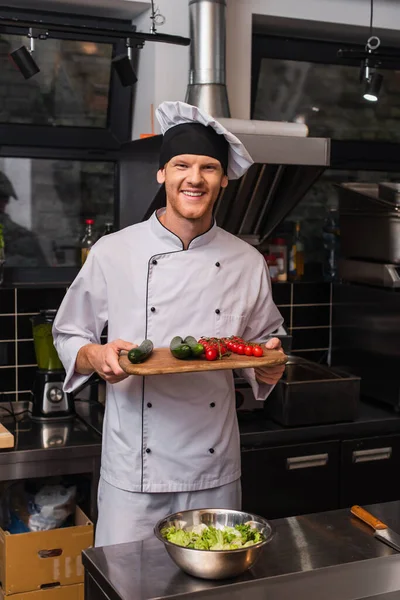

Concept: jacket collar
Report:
left=150, top=209, right=218, bottom=250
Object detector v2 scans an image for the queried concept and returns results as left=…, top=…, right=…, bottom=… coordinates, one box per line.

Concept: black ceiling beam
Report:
left=0, top=15, right=191, bottom=47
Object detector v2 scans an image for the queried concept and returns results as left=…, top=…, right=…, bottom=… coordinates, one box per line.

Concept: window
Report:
left=252, top=35, right=400, bottom=143
left=0, top=157, right=115, bottom=268
left=254, top=57, right=400, bottom=142
left=1, top=35, right=113, bottom=129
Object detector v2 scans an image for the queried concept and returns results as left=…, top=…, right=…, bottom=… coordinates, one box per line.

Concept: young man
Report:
left=53, top=101, right=285, bottom=547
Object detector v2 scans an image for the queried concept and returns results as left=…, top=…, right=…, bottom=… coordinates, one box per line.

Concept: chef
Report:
left=53, top=101, right=285, bottom=547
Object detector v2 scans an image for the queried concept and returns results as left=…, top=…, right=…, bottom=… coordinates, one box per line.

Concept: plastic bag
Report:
left=28, top=484, right=76, bottom=532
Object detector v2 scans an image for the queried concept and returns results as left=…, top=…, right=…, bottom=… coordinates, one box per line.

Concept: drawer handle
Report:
left=352, top=447, right=392, bottom=463
left=286, top=453, right=329, bottom=470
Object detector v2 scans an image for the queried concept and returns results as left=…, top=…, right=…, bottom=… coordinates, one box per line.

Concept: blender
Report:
left=30, top=310, right=75, bottom=421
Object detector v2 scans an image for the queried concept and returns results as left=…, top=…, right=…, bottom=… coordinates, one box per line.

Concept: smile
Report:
left=181, top=191, right=205, bottom=197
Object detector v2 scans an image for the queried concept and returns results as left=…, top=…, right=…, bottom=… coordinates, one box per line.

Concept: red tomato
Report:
left=231, top=343, right=238, bottom=353
left=244, top=345, right=253, bottom=356
left=237, top=344, right=245, bottom=355
left=206, top=348, right=218, bottom=361
left=252, top=345, right=263, bottom=357
left=220, top=345, right=227, bottom=354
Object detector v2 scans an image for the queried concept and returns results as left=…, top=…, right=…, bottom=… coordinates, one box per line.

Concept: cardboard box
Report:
left=0, top=507, right=93, bottom=596
left=0, top=583, right=84, bottom=600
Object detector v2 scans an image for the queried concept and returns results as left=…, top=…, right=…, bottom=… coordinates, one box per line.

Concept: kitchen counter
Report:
left=238, top=397, right=400, bottom=447
left=0, top=401, right=101, bottom=519
left=83, top=501, right=400, bottom=600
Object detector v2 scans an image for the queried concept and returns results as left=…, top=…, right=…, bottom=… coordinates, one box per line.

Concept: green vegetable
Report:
left=161, top=523, right=264, bottom=551
left=127, top=340, right=154, bottom=364
left=184, top=336, right=204, bottom=358
left=170, top=336, right=192, bottom=360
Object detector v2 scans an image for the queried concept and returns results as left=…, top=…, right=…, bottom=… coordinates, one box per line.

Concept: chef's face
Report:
left=157, top=154, right=228, bottom=222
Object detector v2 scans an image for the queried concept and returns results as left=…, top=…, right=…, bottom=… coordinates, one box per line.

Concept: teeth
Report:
left=182, top=191, right=203, bottom=197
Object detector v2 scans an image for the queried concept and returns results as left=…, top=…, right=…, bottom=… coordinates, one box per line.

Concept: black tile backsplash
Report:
left=293, top=282, right=331, bottom=305
left=17, top=366, right=37, bottom=392
left=0, top=367, right=16, bottom=392
left=17, top=288, right=66, bottom=313
left=17, top=315, right=35, bottom=339
left=291, top=350, right=329, bottom=364
left=0, top=289, right=14, bottom=314
left=291, top=327, right=330, bottom=351
left=0, top=286, right=68, bottom=400
left=292, top=305, right=330, bottom=328
left=277, top=306, right=291, bottom=327
left=17, top=341, right=37, bottom=365
left=271, top=283, right=291, bottom=305
left=0, top=315, right=15, bottom=340
left=0, top=341, right=16, bottom=366
left=0, top=281, right=332, bottom=399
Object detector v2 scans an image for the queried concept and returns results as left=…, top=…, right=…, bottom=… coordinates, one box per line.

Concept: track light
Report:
left=363, top=71, right=383, bottom=102
left=112, top=39, right=138, bottom=87
left=9, top=32, right=40, bottom=79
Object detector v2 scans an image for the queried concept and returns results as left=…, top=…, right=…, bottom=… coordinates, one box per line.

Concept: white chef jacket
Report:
left=53, top=210, right=283, bottom=493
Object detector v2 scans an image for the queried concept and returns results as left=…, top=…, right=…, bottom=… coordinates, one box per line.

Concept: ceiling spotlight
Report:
left=112, top=39, right=138, bottom=87
left=9, top=36, right=39, bottom=80
left=364, top=71, right=383, bottom=102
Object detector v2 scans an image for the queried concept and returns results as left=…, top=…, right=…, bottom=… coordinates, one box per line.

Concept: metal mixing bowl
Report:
left=154, top=508, right=273, bottom=580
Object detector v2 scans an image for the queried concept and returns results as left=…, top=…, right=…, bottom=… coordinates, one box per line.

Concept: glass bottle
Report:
left=322, top=208, right=340, bottom=281
left=80, top=219, right=96, bottom=266
left=289, top=222, right=305, bottom=281
left=101, top=222, right=114, bottom=237
left=0, top=224, right=4, bottom=286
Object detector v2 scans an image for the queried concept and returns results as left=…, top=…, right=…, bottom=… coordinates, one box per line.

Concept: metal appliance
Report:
left=338, top=182, right=400, bottom=272
left=339, top=259, right=400, bottom=288
left=30, top=309, right=75, bottom=421
left=338, top=182, right=400, bottom=287
left=264, top=356, right=360, bottom=427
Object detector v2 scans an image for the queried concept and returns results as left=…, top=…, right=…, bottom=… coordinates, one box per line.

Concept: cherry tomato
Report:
left=206, top=348, right=218, bottom=361
left=252, top=345, right=263, bottom=357
left=231, top=343, right=238, bottom=353
left=244, top=345, right=253, bottom=356
left=236, top=344, right=245, bottom=355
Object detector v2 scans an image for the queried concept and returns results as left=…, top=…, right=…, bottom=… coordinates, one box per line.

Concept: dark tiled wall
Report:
left=0, top=282, right=332, bottom=401
left=272, top=281, right=332, bottom=364
left=0, top=287, right=68, bottom=402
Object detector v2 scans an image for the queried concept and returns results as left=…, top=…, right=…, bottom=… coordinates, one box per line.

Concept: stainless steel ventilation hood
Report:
left=119, top=0, right=331, bottom=244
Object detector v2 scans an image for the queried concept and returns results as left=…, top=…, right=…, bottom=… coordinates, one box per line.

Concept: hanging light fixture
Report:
left=9, top=28, right=42, bottom=79
left=112, top=39, right=138, bottom=87
left=363, top=71, right=383, bottom=101
left=361, top=0, right=383, bottom=102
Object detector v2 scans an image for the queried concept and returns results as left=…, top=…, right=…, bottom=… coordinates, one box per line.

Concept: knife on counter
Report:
left=351, top=505, right=400, bottom=552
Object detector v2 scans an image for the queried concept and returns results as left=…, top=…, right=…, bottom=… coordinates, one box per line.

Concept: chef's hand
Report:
left=77, top=339, right=137, bottom=384
left=254, top=337, right=286, bottom=385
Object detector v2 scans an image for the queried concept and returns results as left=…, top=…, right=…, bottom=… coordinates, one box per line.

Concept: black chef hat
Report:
left=159, top=122, right=229, bottom=175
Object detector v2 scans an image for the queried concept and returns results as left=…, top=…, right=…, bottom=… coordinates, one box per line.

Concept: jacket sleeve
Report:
left=239, top=258, right=284, bottom=401
left=52, top=244, right=108, bottom=393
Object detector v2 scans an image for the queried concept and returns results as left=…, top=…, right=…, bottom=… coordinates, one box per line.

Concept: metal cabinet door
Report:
left=340, top=434, right=400, bottom=508
left=241, top=440, right=340, bottom=519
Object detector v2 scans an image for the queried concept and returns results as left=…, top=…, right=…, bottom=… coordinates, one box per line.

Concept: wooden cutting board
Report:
left=119, top=347, right=288, bottom=376
left=0, top=423, right=14, bottom=449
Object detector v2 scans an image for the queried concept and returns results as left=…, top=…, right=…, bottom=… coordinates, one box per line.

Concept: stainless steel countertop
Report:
left=0, top=401, right=101, bottom=461
left=83, top=501, right=400, bottom=600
